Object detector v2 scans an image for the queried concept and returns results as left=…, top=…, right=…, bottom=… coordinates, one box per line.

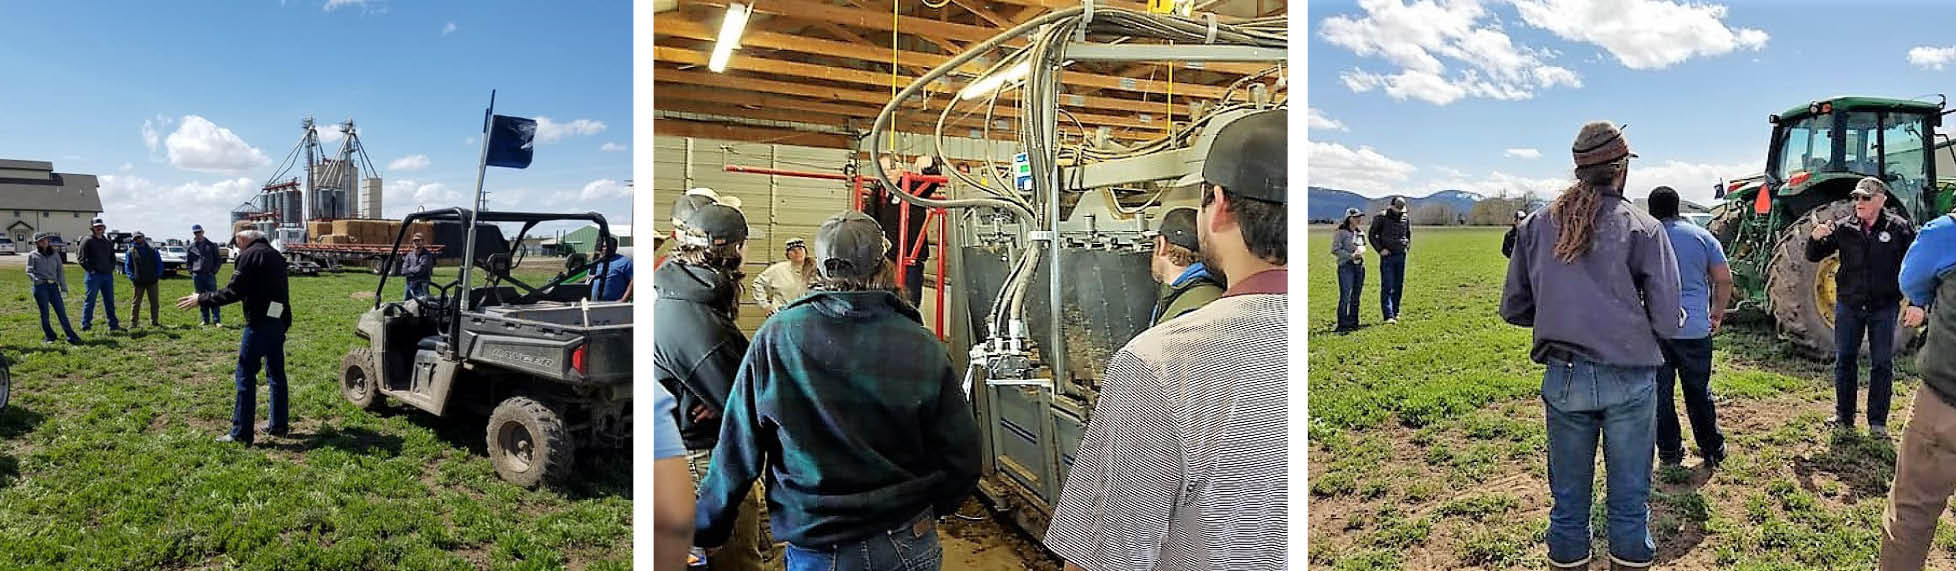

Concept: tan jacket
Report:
left=753, top=260, right=810, bottom=314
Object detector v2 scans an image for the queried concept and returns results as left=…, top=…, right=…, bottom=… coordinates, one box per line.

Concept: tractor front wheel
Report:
left=1764, top=199, right=1917, bottom=359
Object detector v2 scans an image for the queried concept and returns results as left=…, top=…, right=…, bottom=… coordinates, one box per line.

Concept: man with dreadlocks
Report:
left=1501, top=120, right=1683, bottom=571
left=652, top=203, right=767, bottom=570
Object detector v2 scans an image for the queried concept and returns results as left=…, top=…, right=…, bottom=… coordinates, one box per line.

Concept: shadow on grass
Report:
left=1652, top=462, right=1716, bottom=564
left=0, top=405, right=44, bottom=490
left=396, top=408, right=633, bottom=499
left=260, top=425, right=404, bottom=456
left=1791, top=430, right=1897, bottom=505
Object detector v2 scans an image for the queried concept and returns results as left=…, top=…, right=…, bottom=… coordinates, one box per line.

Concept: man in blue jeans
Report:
left=1808, top=177, right=1915, bottom=438
left=1503, top=121, right=1682, bottom=570
left=26, top=233, right=83, bottom=345
left=178, top=229, right=292, bottom=446
left=1369, top=195, right=1411, bottom=323
left=76, top=217, right=122, bottom=332
left=1648, top=187, right=1732, bottom=467
left=186, top=225, right=223, bottom=326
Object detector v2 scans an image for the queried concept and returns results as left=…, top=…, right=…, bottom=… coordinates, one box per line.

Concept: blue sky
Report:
left=0, top=0, right=632, bottom=240
left=1308, top=0, right=1956, bottom=205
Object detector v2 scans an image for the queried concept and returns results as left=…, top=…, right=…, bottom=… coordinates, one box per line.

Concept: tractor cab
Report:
left=1765, top=97, right=1944, bottom=220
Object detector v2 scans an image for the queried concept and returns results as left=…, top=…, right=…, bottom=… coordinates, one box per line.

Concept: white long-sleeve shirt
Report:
left=752, top=260, right=810, bottom=314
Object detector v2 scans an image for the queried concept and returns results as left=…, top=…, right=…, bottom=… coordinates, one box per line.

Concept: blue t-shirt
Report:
left=590, top=254, right=633, bottom=301
left=653, top=382, right=685, bottom=460
left=1663, top=219, right=1729, bottom=339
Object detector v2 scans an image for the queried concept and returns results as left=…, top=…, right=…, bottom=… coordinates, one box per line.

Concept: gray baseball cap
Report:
left=683, top=203, right=748, bottom=246
left=814, top=211, right=886, bottom=280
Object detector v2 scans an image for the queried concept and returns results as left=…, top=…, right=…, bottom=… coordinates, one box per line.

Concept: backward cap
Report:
left=683, top=203, right=748, bottom=246
left=1198, top=110, right=1286, bottom=203
left=1157, top=208, right=1201, bottom=253
left=671, top=194, right=718, bottom=230
left=1572, top=120, right=1637, bottom=167
left=814, top=211, right=886, bottom=280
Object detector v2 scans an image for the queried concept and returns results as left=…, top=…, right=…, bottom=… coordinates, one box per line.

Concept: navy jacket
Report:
left=187, top=239, right=222, bottom=275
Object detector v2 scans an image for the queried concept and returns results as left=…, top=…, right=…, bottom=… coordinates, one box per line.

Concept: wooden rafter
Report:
left=655, top=118, right=855, bottom=148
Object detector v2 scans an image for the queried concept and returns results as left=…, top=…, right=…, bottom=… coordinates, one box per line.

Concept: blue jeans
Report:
left=232, top=321, right=290, bottom=442
left=1542, top=357, right=1658, bottom=565
left=1835, top=302, right=1898, bottom=427
left=785, top=511, right=942, bottom=571
left=192, top=274, right=221, bottom=324
left=405, top=279, right=431, bottom=301
left=1379, top=252, right=1406, bottom=320
left=1336, top=261, right=1364, bottom=330
left=32, top=284, right=80, bottom=343
left=82, top=271, right=118, bottom=330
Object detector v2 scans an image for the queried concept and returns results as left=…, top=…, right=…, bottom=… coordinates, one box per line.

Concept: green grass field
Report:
left=1308, top=226, right=1956, bottom=570
left=0, top=265, right=629, bottom=570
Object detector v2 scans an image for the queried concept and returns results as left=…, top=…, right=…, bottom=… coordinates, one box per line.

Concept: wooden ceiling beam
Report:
left=654, top=118, right=856, bottom=149
left=654, top=65, right=1172, bottom=132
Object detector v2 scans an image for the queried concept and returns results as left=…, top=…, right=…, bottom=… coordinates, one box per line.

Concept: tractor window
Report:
left=1777, top=114, right=1834, bottom=179
left=1882, top=113, right=1931, bottom=192
left=1840, top=112, right=1884, bottom=176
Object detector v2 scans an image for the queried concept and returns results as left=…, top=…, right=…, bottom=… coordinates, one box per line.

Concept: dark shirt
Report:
left=124, top=244, right=162, bottom=284
left=187, top=239, right=223, bottom=275
left=199, top=240, right=292, bottom=329
left=400, top=248, right=436, bottom=281
left=695, top=290, right=980, bottom=549
left=1500, top=192, right=1684, bottom=367
left=77, top=234, right=116, bottom=274
left=1807, top=211, right=1914, bottom=310
left=1368, top=209, right=1412, bottom=255
left=1502, top=226, right=1518, bottom=258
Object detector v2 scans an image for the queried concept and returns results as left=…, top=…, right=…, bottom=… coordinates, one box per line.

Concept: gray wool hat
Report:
left=813, top=211, right=886, bottom=280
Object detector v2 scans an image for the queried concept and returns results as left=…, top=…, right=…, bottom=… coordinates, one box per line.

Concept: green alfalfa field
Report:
left=0, top=265, right=629, bottom=570
left=1307, top=225, right=1956, bottom=570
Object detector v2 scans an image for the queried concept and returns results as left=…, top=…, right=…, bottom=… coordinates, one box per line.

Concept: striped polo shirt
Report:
left=1045, top=269, right=1289, bottom=570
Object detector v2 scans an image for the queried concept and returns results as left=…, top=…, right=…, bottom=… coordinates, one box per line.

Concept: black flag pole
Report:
left=462, top=89, right=494, bottom=311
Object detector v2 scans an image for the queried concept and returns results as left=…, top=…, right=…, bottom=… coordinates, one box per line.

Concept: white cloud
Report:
left=1307, top=141, right=1418, bottom=195
left=1306, top=108, right=1348, bottom=132
left=442, top=21, right=457, bottom=36
left=96, top=175, right=260, bottom=237
left=316, top=123, right=347, bottom=143
left=1510, top=0, right=1769, bottom=70
left=579, top=179, right=634, bottom=201
left=1320, top=0, right=1581, bottom=105
left=141, top=115, right=174, bottom=159
left=387, top=154, right=431, bottom=171
left=1504, top=148, right=1543, bottom=159
left=464, top=136, right=477, bottom=146
left=599, top=142, right=628, bottom=152
left=1626, top=159, right=1759, bottom=205
left=118, top=162, right=133, bottom=172
left=323, top=0, right=386, bottom=13
left=534, top=117, right=607, bottom=143
left=1910, top=46, right=1956, bottom=70
left=164, top=115, right=271, bottom=175
left=381, top=179, right=465, bottom=218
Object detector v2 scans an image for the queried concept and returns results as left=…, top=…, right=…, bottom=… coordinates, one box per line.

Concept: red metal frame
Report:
left=723, top=165, right=952, bottom=340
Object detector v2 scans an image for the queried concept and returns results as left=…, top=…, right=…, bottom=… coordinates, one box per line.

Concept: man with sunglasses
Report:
left=1808, top=177, right=1916, bottom=438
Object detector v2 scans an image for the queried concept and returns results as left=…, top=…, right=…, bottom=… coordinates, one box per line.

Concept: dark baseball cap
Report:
left=1154, top=208, right=1201, bottom=252
left=814, top=211, right=886, bottom=280
left=784, top=237, right=806, bottom=252
left=1179, top=109, right=1286, bottom=203
left=683, top=203, right=748, bottom=246
left=671, top=194, right=718, bottom=230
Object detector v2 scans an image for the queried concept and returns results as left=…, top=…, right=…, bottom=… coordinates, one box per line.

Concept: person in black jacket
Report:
left=76, top=218, right=123, bottom=332
left=1503, top=210, right=1524, bottom=258
left=177, top=229, right=292, bottom=445
left=186, top=225, right=224, bottom=326
left=651, top=203, right=766, bottom=570
left=124, top=232, right=163, bottom=328
left=1369, top=196, right=1412, bottom=323
left=869, top=156, right=937, bottom=307
left=694, top=211, right=978, bottom=569
left=1809, top=177, right=1917, bottom=437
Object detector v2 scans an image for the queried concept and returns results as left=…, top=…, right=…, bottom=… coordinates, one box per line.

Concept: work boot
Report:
left=216, top=434, right=252, bottom=446
left=1872, top=425, right=1890, bottom=439
left=261, top=423, right=290, bottom=438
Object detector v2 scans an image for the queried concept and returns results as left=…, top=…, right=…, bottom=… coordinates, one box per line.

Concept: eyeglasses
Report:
left=1856, top=194, right=1879, bottom=202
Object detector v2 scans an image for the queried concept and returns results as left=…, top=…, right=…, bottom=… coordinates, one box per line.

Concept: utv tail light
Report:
left=572, top=344, right=589, bottom=376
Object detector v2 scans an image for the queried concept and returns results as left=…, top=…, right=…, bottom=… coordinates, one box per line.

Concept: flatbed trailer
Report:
left=281, top=243, right=447, bottom=275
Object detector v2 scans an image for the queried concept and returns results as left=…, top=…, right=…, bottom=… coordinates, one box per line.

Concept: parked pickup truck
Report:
left=340, top=208, right=628, bottom=487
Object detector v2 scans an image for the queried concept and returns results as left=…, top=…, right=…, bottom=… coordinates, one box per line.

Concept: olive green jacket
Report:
left=1151, top=270, right=1226, bottom=327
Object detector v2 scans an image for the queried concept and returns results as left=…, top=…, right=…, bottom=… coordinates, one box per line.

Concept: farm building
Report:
left=0, top=159, right=103, bottom=252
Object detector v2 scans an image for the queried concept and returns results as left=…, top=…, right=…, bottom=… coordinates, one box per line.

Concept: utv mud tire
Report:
left=1765, top=199, right=1917, bottom=359
left=340, top=348, right=385, bottom=411
left=487, top=397, right=575, bottom=488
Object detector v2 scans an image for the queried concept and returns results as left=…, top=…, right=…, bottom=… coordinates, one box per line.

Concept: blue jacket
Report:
left=124, top=244, right=163, bottom=284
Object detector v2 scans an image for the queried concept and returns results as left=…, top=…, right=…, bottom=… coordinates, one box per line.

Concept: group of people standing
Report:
left=652, top=109, right=1290, bottom=570
left=26, top=218, right=229, bottom=345
left=1329, top=195, right=1411, bottom=332
left=1500, top=119, right=1956, bottom=570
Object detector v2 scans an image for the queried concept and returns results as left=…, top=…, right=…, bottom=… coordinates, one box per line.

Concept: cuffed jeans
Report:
left=1657, top=337, right=1725, bottom=463
left=232, top=321, right=289, bottom=442
left=1542, top=357, right=1658, bottom=566
left=1836, top=302, right=1899, bottom=428
left=81, top=271, right=118, bottom=330
left=192, top=274, right=220, bottom=324
left=1379, top=252, right=1405, bottom=320
left=1881, top=389, right=1956, bottom=570
left=786, top=510, right=943, bottom=571
left=1336, top=261, right=1363, bottom=330
left=33, top=284, right=80, bottom=343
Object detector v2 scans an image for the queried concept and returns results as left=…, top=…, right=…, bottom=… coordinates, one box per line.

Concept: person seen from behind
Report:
left=1646, top=186, right=1731, bottom=468
left=1881, top=208, right=1956, bottom=569
left=1148, top=207, right=1225, bottom=327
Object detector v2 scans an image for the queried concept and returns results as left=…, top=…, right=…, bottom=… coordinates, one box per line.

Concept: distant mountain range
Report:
left=1307, top=187, right=1485, bottom=222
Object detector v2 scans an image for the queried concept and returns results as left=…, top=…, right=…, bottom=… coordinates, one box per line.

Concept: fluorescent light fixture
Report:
left=959, top=62, right=1031, bottom=100
left=708, top=3, right=751, bottom=73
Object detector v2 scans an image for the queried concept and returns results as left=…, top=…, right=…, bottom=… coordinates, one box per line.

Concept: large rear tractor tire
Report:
left=340, top=348, right=385, bottom=411
left=1765, top=199, right=1917, bottom=359
left=487, top=397, right=575, bottom=488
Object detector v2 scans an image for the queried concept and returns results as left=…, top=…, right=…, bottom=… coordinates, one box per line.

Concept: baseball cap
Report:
left=1345, top=207, right=1364, bottom=218
left=133, top=231, right=146, bottom=240
left=192, top=224, right=204, bottom=233
left=671, top=194, right=717, bottom=230
left=1390, top=196, right=1407, bottom=207
left=721, top=195, right=744, bottom=211
left=1852, top=177, right=1888, bottom=197
left=1513, top=210, right=1527, bottom=221
left=686, top=187, right=722, bottom=202
left=1177, top=109, right=1286, bottom=203
left=682, top=203, right=749, bottom=246
left=813, top=211, right=886, bottom=280
left=33, top=232, right=51, bottom=242
left=91, top=217, right=105, bottom=227
left=1155, top=208, right=1201, bottom=252
left=784, top=237, right=806, bottom=252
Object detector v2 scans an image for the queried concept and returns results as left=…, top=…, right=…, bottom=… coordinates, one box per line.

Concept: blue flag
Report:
left=486, top=114, right=536, bottom=169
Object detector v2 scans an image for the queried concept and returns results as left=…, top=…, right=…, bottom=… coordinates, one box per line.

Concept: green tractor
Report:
left=1708, top=96, right=1956, bottom=357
